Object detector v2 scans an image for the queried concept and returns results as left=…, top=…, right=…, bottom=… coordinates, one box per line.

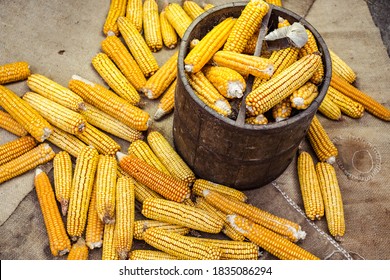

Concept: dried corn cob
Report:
left=0, top=136, right=37, bottom=166
left=228, top=214, right=320, bottom=260
left=318, top=94, right=342, bottom=121
left=326, top=86, right=364, bottom=119
left=329, top=49, right=356, bottom=83
left=143, top=227, right=222, bottom=260
left=265, top=0, right=282, bottom=6
left=203, top=189, right=305, bottom=242
left=164, top=3, right=193, bottom=38
left=143, top=0, right=163, bottom=52
left=245, top=114, right=269, bottom=125
left=307, top=115, right=338, bottom=164
left=0, top=61, right=30, bottom=84
left=316, top=162, right=345, bottom=240
left=133, top=219, right=190, bottom=240
left=26, top=74, right=85, bottom=111
left=183, top=1, right=205, bottom=19
left=0, top=85, right=52, bottom=142
left=34, top=168, right=71, bottom=257
left=101, top=33, right=146, bottom=91
left=53, top=151, right=73, bottom=216
left=154, top=79, right=176, bottom=121
left=147, top=130, right=196, bottom=185
left=103, top=0, right=127, bottom=36
left=192, top=179, right=248, bottom=202
left=129, top=249, right=179, bottom=260
left=134, top=180, right=164, bottom=203
left=67, top=146, right=99, bottom=240
left=85, top=183, right=104, bottom=250
left=102, top=223, right=118, bottom=260
left=272, top=97, right=292, bottom=122
left=0, top=144, right=55, bottom=184
left=47, top=127, right=87, bottom=158
left=0, top=110, right=28, bottom=137
left=23, top=91, right=86, bottom=135
left=297, top=150, right=324, bottom=220
left=67, top=238, right=89, bottom=260
left=117, top=152, right=191, bottom=202
left=117, top=16, right=160, bottom=77
left=290, top=82, right=318, bottom=110
left=69, top=75, right=150, bottom=131
left=242, top=30, right=259, bottom=55
left=160, top=9, right=178, bottom=49
left=299, top=29, right=324, bottom=84
left=184, top=17, right=236, bottom=73
left=126, top=0, right=143, bottom=32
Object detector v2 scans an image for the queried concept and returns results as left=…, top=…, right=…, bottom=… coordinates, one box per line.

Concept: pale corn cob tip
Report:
left=326, top=156, right=336, bottom=165
left=226, top=214, right=246, bottom=234
left=71, top=75, right=94, bottom=86
left=116, top=151, right=126, bottom=162
left=292, top=97, right=305, bottom=107
left=107, top=31, right=116, bottom=37
left=154, top=108, right=166, bottom=120
left=35, top=167, right=43, bottom=176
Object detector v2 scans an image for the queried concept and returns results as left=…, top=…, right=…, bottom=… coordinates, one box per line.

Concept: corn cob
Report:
left=186, top=71, right=232, bottom=117
left=142, top=197, right=224, bottom=233
left=103, top=0, right=127, bottom=36
left=101, top=34, right=146, bottom=92
left=126, top=0, right=143, bottom=32
left=203, top=189, right=305, bottom=242
left=129, top=249, right=179, bottom=260
left=318, top=94, right=343, bottom=121
left=0, top=143, right=55, bottom=184
left=53, top=151, right=73, bottom=216
left=133, top=219, right=190, bottom=240
left=114, top=176, right=135, bottom=260
left=67, top=146, right=99, bottom=240
left=189, top=38, right=200, bottom=49
left=47, top=127, right=87, bottom=158
left=143, top=227, right=222, bottom=260
left=0, top=61, right=30, bottom=84
left=147, top=130, right=196, bottom=185
left=23, top=92, right=86, bottom=135
left=92, top=52, right=140, bottom=105
left=326, top=86, right=365, bottom=119
left=102, top=223, right=119, bottom=260
left=160, top=9, right=178, bottom=49
left=26, top=74, right=85, bottom=111
left=223, top=0, right=269, bottom=53
left=272, top=97, right=292, bottom=122
left=316, top=162, right=345, bottom=240
left=192, top=179, right=248, bottom=202
left=299, top=29, right=324, bottom=84
left=183, top=1, right=205, bottom=19
left=184, top=17, right=236, bottom=73
left=245, top=114, right=269, bottom=125
left=297, top=150, right=324, bottom=220
left=329, top=49, right=356, bottom=83
left=95, top=155, right=117, bottom=224
left=85, top=183, right=104, bottom=249
left=202, top=3, right=214, bottom=11
left=265, top=0, right=282, bottom=6
left=154, top=79, right=176, bottom=121
left=67, top=238, right=89, bottom=260
left=117, top=152, right=191, bottom=202
left=242, top=31, right=259, bottom=55
left=164, top=3, right=193, bottom=38
left=0, top=136, right=37, bottom=166
left=118, top=16, right=160, bottom=77
left=134, top=180, right=164, bottom=203
left=246, top=53, right=321, bottom=116
left=290, top=82, right=318, bottom=110
left=228, top=214, right=320, bottom=260
left=143, top=0, right=163, bottom=52
left=0, top=85, right=52, bottom=142
left=69, top=75, right=150, bottom=131
left=330, top=73, right=390, bottom=121
left=307, top=115, right=338, bottom=164
left=34, top=168, right=71, bottom=257
left=0, top=110, right=28, bottom=137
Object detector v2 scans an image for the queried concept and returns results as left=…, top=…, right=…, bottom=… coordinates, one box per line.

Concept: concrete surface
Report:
left=366, top=0, right=390, bottom=56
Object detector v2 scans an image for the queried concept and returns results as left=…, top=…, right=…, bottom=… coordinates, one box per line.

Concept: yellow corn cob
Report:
left=316, top=162, right=345, bottom=240
left=147, top=130, right=196, bottom=185
left=102, top=223, right=119, bottom=260
left=228, top=214, right=320, bottom=260
left=143, top=0, right=163, bottom=52
left=246, top=53, right=321, bottom=116
left=307, top=115, right=338, bottom=164
left=329, top=49, right=356, bottom=83
left=0, top=136, right=37, bottom=166
left=326, top=86, right=365, bottom=119
left=101, top=34, right=146, bottom=92
left=189, top=38, right=200, bottom=49
left=143, top=227, right=222, bottom=260
left=133, top=219, right=190, bottom=240
left=297, top=150, right=324, bottom=220
left=164, top=3, right=193, bottom=38
left=23, top=92, right=87, bottom=135
left=126, top=0, right=143, bottom=32
left=34, top=168, right=71, bottom=257
left=0, top=61, right=30, bottom=84
left=186, top=71, right=232, bottom=117
left=129, top=249, right=179, bottom=260
left=0, top=110, right=28, bottom=137
left=184, top=17, right=236, bottom=73
left=0, top=85, right=52, bottom=142
left=183, top=1, right=205, bottom=19
left=69, top=75, right=150, bottom=131
left=117, top=153, right=191, bottom=202
left=242, top=30, right=259, bottom=55
left=85, top=183, right=104, bottom=250
left=53, top=151, right=73, bottom=216
left=202, top=3, right=214, bottom=11
left=160, top=9, right=178, bottom=49
left=223, top=0, right=269, bottom=53
left=154, top=79, right=176, bottom=121
left=103, top=0, right=127, bottom=36
left=114, top=176, right=135, bottom=260
left=265, top=0, right=282, bottom=6
left=141, top=51, right=178, bottom=99
left=203, top=189, right=306, bottom=242
left=299, top=29, right=324, bottom=84
left=245, top=114, right=268, bottom=125
left=47, top=127, right=87, bottom=158
left=92, top=52, right=140, bottom=105
left=67, top=238, right=89, bottom=260
left=272, top=97, right=292, bottom=122
left=95, top=155, right=117, bottom=224
left=117, top=16, right=160, bottom=77
left=67, top=146, right=99, bottom=240
left=318, top=94, right=343, bottom=121
left=142, top=197, right=224, bottom=233
left=26, top=74, right=85, bottom=111
left=0, top=143, right=55, bottom=184
left=134, top=180, right=164, bottom=203
left=192, top=179, right=248, bottom=202
left=290, top=82, right=318, bottom=110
